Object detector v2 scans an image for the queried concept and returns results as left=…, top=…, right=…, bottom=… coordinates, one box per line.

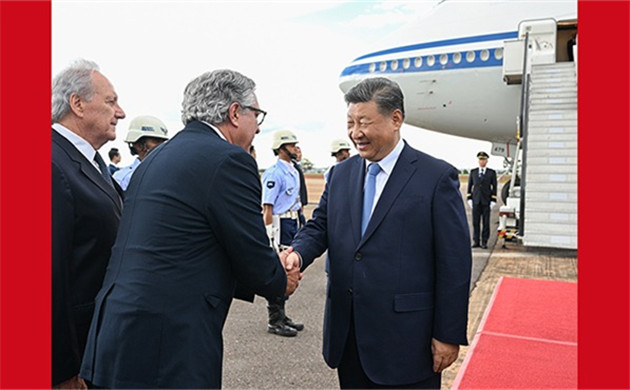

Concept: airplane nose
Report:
left=338, top=58, right=367, bottom=94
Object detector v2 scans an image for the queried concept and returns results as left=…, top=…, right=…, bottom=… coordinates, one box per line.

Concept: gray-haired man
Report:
left=52, top=59, right=125, bottom=388
left=80, top=69, right=299, bottom=389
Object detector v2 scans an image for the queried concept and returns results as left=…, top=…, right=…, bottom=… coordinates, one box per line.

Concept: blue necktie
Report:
left=361, top=162, right=381, bottom=236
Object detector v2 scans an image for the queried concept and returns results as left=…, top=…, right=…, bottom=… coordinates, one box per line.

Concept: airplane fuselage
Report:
left=339, top=1, right=577, bottom=147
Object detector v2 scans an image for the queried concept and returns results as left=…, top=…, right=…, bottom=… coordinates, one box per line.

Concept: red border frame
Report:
left=577, top=1, right=630, bottom=388
left=0, top=0, right=629, bottom=388
left=0, top=1, right=52, bottom=388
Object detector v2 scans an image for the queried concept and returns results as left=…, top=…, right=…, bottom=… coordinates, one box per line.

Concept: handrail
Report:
left=518, top=32, right=531, bottom=238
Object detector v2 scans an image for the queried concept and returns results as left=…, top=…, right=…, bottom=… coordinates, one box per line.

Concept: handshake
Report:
left=278, top=247, right=302, bottom=297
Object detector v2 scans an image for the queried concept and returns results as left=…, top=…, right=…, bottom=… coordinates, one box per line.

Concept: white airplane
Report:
left=339, top=0, right=577, bottom=160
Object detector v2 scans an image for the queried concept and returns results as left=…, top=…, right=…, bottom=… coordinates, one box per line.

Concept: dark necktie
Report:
left=361, top=162, right=381, bottom=236
left=479, top=169, right=485, bottom=179
left=94, top=152, right=114, bottom=188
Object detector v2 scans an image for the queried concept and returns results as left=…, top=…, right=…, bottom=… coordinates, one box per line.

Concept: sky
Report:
left=52, top=0, right=502, bottom=171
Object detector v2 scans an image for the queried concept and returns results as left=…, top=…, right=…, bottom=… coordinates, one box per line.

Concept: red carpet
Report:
left=452, top=277, right=577, bottom=389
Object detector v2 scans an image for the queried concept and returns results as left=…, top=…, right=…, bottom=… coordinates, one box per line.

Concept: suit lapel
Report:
left=358, top=144, right=417, bottom=247
left=79, top=161, right=123, bottom=211
left=53, top=130, right=123, bottom=211
left=348, top=157, right=365, bottom=248
left=472, top=168, right=481, bottom=184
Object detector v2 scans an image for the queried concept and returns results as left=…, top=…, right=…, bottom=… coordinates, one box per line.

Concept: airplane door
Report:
left=518, top=18, right=557, bottom=65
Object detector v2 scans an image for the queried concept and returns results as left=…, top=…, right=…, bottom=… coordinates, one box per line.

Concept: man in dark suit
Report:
left=51, top=59, right=126, bottom=388
left=80, top=69, right=299, bottom=389
left=467, top=151, right=498, bottom=249
left=293, top=145, right=308, bottom=227
left=284, top=77, right=472, bottom=389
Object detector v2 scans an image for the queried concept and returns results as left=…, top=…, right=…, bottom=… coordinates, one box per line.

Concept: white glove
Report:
left=490, top=201, right=496, bottom=210
left=266, top=224, right=279, bottom=252
left=467, top=200, right=473, bottom=208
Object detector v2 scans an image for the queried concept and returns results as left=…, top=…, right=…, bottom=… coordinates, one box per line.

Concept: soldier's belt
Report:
left=279, top=211, right=299, bottom=219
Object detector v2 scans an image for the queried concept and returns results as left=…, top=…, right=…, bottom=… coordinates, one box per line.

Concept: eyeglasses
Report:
left=243, top=105, right=267, bottom=126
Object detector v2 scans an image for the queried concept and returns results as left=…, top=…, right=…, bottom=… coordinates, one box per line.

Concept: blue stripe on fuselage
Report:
left=341, top=31, right=518, bottom=77
left=353, top=31, right=518, bottom=61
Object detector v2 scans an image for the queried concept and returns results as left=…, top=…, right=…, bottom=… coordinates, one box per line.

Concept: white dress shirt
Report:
left=52, top=123, right=102, bottom=174
left=364, top=138, right=405, bottom=216
left=202, top=121, right=228, bottom=142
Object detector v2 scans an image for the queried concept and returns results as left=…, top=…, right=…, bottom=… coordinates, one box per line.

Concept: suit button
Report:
left=348, top=288, right=353, bottom=294
left=354, top=252, right=362, bottom=261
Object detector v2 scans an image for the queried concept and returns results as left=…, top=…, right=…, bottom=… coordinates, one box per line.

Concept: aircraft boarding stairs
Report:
left=521, top=62, right=577, bottom=249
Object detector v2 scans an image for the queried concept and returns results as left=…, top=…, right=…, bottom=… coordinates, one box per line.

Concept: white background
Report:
left=52, top=1, right=501, bottom=172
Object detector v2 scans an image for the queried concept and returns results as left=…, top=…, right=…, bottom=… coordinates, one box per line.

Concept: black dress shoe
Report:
left=268, top=323, right=298, bottom=337
left=472, top=243, right=480, bottom=248
left=481, top=243, right=488, bottom=249
left=284, top=316, right=304, bottom=331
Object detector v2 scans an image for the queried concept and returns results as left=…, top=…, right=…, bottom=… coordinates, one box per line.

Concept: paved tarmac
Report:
left=222, top=177, right=578, bottom=389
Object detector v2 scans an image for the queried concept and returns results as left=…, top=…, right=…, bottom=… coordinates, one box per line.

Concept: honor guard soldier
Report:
left=324, top=138, right=352, bottom=182
left=113, top=115, right=169, bottom=191
left=467, top=151, right=497, bottom=249
left=261, top=129, right=304, bottom=337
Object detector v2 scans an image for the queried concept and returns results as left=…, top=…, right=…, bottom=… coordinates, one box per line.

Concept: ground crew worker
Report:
left=261, top=129, right=304, bottom=337
left=113, top=115, right=169, bottom=190
left=467, top=151, right=497, bottom=249
left=324, top=138, right=351, bottom=182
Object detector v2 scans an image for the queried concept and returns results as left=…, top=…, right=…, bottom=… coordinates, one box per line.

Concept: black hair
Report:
left=344, top=77, right=405, bottom=119
left=108, top=148, right=120, bottom=160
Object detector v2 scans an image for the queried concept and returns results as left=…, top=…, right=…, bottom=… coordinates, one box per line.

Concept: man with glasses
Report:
left=80, top=69, right=298, bottom=389
left=261, top=129, right=305, bottom=337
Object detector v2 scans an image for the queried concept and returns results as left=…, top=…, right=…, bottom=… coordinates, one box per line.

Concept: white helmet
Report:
left=124, top=115, right=169, bottom=143
left=271, top=129, right=299, bottom=150
left=330, top=139, right=351, bottom=154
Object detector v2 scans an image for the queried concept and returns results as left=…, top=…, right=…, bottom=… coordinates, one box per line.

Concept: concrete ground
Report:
left=222, top=175, right=578, bottom=389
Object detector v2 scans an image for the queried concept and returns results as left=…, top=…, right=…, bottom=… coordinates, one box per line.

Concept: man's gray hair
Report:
left=344, top=77, right=405, bottom=120
left=181, top=69, right=256, bottom=125
left=52, top=59, right=100, bottom=123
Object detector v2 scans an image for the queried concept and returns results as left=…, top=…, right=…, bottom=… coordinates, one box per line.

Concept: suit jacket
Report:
left=52, top=130, right=123, bottom=385
left=293, top=160, right=308, bottom=206
left=291, top=142, right=472, bottom=385
left=80, top=121, right=287, bottom=389
left=467, top=167, right=497, bottom=206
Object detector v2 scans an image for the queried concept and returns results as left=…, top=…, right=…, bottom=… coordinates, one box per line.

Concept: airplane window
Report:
left=494, top=48, right=504, bottom=60
left=427, top=55, right=435, bottom=67
left=403, top=58, right=411, bottom=69
left=414, top=57, right=423, bottom=68
left=466, top=51, right=476, bottom=62
left=453, top=52, right=462, bottom=64
left=391, top=60, right=399, bottom=71
left=379, top=61, right=387, bottom=72
left=480, top=49, right=490, bottom=61
left=369, top=63, right=376, bottom=73
left=440, top=54, right=448, bottom=65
